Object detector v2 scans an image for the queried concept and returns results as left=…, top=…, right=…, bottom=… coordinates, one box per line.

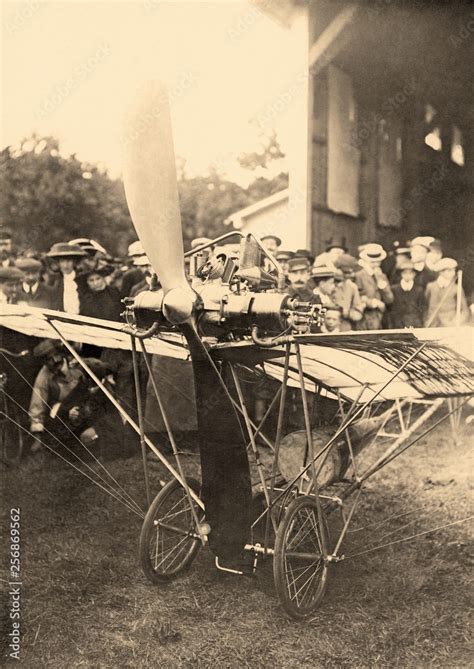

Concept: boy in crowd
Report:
left=389, top=260, right=426, bottom=329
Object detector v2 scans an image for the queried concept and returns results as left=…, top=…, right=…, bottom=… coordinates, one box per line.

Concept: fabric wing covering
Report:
left=213, top=328, right=474, bottom=403
left=2, top=305, right=472, bottom=403
left=0, top=304, right=188, bottom=359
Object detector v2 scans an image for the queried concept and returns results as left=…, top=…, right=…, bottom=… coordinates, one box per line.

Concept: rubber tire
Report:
left=139, top=477, right=203, bottom=584
left=273, top=495, right=329, bottom=620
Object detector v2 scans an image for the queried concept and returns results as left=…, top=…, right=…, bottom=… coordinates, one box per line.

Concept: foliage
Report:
left=0, top=134, right=288, bottom=255
left=237, top=129, right=285, bottom=171
left=0, top=135, right=134, bottom=255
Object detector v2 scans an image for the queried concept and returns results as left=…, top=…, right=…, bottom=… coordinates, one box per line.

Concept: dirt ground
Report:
left=1, top=414, right=473, bottom=668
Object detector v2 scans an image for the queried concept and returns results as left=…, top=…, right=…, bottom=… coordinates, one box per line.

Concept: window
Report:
left=424, top=103, right=442, bottom=151
left=451, top=125, right=465, bottom=166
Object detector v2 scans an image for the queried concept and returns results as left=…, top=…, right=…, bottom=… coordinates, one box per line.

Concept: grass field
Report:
left=1, top=416, right=472, bottom=668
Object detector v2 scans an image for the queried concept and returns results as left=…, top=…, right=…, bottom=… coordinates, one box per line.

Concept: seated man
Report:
left=29, top=340, right=109, bottom=453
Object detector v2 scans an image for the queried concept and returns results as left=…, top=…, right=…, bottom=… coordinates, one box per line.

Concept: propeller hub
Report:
left=162, top=287, right=196, bottom=324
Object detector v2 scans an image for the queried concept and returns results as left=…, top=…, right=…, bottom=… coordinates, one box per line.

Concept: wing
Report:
left=0, top=303, right=188, bottom=360
left=211, top=327, right=474, bottom=403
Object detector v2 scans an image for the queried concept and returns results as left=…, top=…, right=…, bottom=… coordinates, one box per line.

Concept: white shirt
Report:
left=63, top=271, right=80, bottom=314
left=400, top=279, right=414, bottom=292
left=23, top=281, right=39, bottom=295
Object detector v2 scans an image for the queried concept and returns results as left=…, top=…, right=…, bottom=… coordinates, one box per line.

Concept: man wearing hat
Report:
left=425, top=258, right=469, bottom=327
left=310, top=265, right=337, bottom=306
left=355, top=244, right=393, bottom=330
left=120, top=241, right=148, bottom=298
left=409, top=236, right=437, bottom=289
left=29, top=340, right=108, bottom=452
left=275, top=250, right=294, bottom=278
left=260, top=234, right=281, bottom=255
left=388, top=260, right=426, bottom=329
left=0, top=228, right=15, bottom=268
left=16, top=257, right=56, bottom=309
left=285, top=256, right=319, bottom=302
left=425, top=238, right=443, bottom=272
left=0, top=266, right=26, bottom=305
left=333, top=254, right=365, bottom=331
left=313, top=238, right=347, bottom=270
left=46, top=243, right=86, bottom=313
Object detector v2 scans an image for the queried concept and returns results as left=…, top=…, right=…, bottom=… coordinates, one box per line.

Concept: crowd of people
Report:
left=261, top=233, right=470, bottom=333
left=0, top=226, right=470, bottom=459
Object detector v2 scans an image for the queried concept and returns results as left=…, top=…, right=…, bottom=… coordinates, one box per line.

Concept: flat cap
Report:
left=261, top=234, right=282, bottom=247
left=288, top=257, right=310, bottom=272
left=434, top=257, right=457, bottom=272
left=15, top=257, right=42, bottom=272
left=0, top=266, right=24, bottom=282
left=33, top=339, right=63, bottom=358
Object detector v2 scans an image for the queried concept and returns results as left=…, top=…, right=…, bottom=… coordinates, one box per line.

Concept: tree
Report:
left=0, top=135, right=134, bottom=254
left=237, top=130, right=286, bottom=171
left=178, top=171, right=249, bottom=249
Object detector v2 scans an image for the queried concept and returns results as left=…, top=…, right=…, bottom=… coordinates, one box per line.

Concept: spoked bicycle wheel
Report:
left=139, top=478, right=204, bottom=583
left=0, top=412, right=24, bottom=467
left=273, top=495, right=329, bottom=619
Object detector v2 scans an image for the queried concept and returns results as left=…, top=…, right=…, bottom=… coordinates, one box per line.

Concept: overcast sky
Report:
left=2, top=0, right=300, bottom=184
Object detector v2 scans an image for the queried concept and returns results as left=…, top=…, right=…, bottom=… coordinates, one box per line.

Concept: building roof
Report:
left=224, top=188, right=289, bottom=229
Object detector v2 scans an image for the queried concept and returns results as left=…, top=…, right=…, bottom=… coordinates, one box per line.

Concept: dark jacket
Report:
left=80, top=286, right=123, bottom=322
left=20, top=282, right=57, bottom=310
left=389, top=283, right=426, bottom=329
left=414, top=266, right=437, bottom=290
left=120, top=267, right=145, bottom=298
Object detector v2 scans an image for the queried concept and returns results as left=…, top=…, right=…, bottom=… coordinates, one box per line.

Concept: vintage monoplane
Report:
left=1, top=82, right=473, bottom=619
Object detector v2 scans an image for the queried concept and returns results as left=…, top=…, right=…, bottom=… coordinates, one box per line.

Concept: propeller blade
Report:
left=123, top=81, right=252, bottom=561
left=122, top=80, right=189, bottom=298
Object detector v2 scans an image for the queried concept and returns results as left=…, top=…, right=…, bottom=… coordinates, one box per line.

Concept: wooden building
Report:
left=254, top=0, right=474, bottom=289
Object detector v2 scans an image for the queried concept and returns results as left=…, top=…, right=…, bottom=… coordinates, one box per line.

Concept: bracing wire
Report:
left=343, top=516, right=473, bottom=560
left=2, top=389, right=144, bottom=517
left=1, top=410, right=144, bottom=519
left=0, top=351, right=144, bottom=515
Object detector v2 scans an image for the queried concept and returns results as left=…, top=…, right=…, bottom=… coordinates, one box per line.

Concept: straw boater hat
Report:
left=410, top=236, right=435, bottom=250
left=47, top=243, right=86, bottom=259
left=358, top=243, right=387, bottom=263
left=127, top=241, right=145, bottom=258
left=134, top=254, right=151, bottom=267
left=311, top=265, right=336, bottom=281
